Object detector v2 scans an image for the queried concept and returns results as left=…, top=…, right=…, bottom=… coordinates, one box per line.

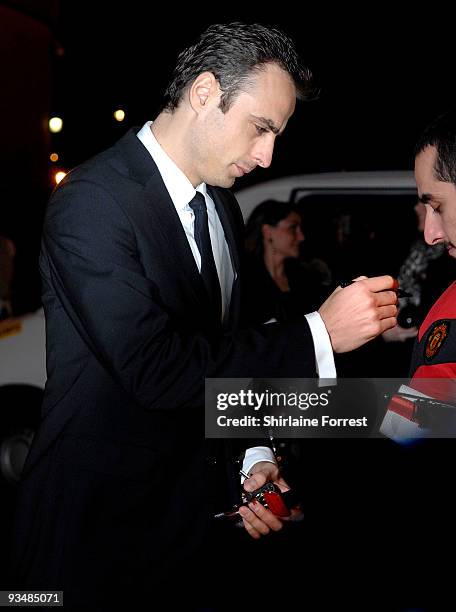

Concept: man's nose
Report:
left=424, top=207, right=446, bottom=245
left=251, top=137, right=275, bottom=169
left=297, top=227, right=305, bottom=242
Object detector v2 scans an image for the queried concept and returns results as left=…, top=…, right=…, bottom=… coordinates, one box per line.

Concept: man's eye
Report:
left=255, top=125, right=268, bottom=135
left=432, top=206, right=441, bottom=214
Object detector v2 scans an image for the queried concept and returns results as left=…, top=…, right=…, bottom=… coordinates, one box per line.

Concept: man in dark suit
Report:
left=11, top=23, right=398, bottom=609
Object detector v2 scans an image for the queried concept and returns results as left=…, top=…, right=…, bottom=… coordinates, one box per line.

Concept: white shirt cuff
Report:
left=304, top=311, right=337, bottom=380
left=241, top=446, right=276, bottom=483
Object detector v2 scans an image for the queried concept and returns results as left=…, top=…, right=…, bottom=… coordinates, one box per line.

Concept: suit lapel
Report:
left=115, top=129, right=242, bottom=325
left=116, top=128, right=209, bottom=310
left=144, top=171, right=207, bottom=301
left=208, top=186, right=240, bottom=277
left=208, top=187, right=242, bottom=329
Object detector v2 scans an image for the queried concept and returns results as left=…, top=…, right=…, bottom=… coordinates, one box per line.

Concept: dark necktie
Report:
left=189, top=192, right=222, bottom=322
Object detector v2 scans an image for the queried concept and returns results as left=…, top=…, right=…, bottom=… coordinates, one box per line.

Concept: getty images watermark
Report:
left=215, top=387, right=365, bottom=428
left=205, top=378, right=456, bottom=440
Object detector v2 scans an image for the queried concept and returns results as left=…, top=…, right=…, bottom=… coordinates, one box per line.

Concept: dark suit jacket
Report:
left=11, top=128, right=317, bottom=608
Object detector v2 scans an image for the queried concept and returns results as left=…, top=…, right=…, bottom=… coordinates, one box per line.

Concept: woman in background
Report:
left=243, top=200, right=329, bottom=325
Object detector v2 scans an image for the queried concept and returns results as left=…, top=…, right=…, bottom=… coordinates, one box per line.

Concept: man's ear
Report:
left=262, top=224, right=273, bottom=242
left=189, top=72, right=220, bottom=113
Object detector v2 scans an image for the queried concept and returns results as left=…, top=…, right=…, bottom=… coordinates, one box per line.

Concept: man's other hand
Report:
left=239, top=461, right=303, bottom=539
left=318, top=275, right=398, bottom=353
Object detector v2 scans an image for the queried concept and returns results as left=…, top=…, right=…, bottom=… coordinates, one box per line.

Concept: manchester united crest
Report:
left=425, top=321, right=449, bottom=361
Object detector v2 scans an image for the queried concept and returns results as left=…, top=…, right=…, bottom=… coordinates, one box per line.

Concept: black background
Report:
left=55, top=6, right=456, bottom=182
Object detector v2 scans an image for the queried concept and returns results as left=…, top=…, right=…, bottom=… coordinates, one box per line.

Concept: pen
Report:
left=339, top=279, right=412, bottom=298
left=213, top=469, right=252, bottom=519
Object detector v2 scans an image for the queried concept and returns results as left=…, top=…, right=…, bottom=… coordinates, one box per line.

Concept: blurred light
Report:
left=114, top=109, right=125, bottom=122
left=50, top=152, right=59, bottom=162
left=49, top=117, right=63, bottom=133
left=54, top=171, right=67, bottom=184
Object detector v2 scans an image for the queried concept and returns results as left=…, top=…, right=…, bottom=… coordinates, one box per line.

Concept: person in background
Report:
left=243, top=199, right=329, bottom=325
left=409, top=110, right=456, bottom=390
left=379, top=115, right=456, bottom=608
left=383, top=201, right=446, bottom=341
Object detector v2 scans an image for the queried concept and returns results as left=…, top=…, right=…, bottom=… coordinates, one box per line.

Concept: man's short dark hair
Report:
left=415, top=111, right=456, bottom=185
left=163, top=22, right=313, bottom=113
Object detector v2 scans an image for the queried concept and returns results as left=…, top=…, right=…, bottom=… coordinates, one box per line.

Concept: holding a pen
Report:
left=317, top=275, right=399, bottom=353
left=339, top=278, right=412, bottom=298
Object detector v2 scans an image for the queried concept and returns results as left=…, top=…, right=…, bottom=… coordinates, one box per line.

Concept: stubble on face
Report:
left=188, top=105, right=235, bottom=188
left=415, top=146, right=456, bottom=257
left=188, top=64, right=296, bottom=189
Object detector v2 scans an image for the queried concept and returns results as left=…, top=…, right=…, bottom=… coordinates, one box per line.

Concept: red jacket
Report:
left=409, top=281, right=456, bottom=402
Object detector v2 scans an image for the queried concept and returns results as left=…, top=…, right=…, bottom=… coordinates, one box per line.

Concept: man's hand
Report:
left=239, top=461, right=303, bottom=539
left=318, top=275, right=398, bottom=353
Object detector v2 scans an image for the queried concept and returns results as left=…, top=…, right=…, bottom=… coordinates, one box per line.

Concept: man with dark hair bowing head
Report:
left=384, top=111, right=456, bottom=416
left=411, top=111, right=456, bottom=389
left=11, top=22, right=397, bottom=609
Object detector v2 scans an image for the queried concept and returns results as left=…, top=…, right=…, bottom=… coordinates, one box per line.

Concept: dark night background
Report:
left=56, top=6, right=455, bottom=177
left=2, top=3, right=455, bottom=254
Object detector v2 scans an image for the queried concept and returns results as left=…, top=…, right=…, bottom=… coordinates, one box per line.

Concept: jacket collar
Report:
left=114, top=128, right=241, bottom=328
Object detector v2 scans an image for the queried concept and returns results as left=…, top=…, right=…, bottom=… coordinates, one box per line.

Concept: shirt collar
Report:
left=136, top=121, right=207, bottom=210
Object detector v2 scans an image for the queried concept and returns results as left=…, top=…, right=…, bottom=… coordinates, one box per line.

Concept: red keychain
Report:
left=241, top=479, right=291, bottom=517
left=262, top=487, right=291, bottom=517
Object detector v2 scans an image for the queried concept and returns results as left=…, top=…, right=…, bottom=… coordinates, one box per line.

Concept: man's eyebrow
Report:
left=418, top=193, right=432, bottom=204
left=250, top=115, right=280, bottom=135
